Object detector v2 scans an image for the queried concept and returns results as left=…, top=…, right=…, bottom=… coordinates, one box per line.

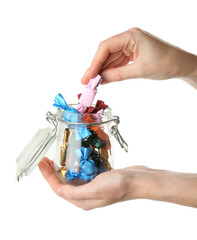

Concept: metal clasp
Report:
left=111, top=116, right=128, bottom=152
left=46, top=111, right=58, bottom=135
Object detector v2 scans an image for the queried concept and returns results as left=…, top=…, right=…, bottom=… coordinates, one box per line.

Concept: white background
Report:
left=0, top=0, right=197, bottom=239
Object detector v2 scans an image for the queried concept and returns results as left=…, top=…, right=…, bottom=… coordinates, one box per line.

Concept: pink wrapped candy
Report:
left=76, top=75, right=102, bottom=113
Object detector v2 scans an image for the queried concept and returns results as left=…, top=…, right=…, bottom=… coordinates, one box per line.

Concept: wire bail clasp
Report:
left=46, top=111, right=58, bottom=136
left=111, top=116, right=128, bottom=152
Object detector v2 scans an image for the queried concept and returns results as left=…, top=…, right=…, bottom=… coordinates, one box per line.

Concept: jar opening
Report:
left=56, top=104, right=113, bottom=126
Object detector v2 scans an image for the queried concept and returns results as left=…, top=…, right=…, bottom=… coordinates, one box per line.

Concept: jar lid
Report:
left=16, top=113, right=57, bottom=181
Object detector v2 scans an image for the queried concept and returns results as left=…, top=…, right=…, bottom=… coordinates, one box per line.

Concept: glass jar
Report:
left=52, top=105, right=127, bottom=185
left=16, top=104, right=128, bottom=184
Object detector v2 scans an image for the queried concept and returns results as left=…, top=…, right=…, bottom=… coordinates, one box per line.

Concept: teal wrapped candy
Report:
left=82, top=131, right=106, bottom=149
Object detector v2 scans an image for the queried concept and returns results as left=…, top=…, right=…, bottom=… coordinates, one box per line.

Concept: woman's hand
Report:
left=81, top=28, right=197, bottom=88
left=39, top=157, right=197, bottom=210
left=38, top=157, right=140, bottom=210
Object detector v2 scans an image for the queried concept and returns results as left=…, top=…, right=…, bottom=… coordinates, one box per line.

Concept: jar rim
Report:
left=57, top=104, right=112, bottom=117
left=56, top=104, right=113, bottom=125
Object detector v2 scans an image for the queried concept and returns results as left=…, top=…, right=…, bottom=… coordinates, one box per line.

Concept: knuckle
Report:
left=128, top=27, right=143, bottom=38
left=98, top=40, right=106, bottom=49
left=130, top=27, right=142, bottom=33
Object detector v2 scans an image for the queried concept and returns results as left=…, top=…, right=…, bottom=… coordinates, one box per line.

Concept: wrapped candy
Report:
left=60, top=128, right=73, bottom=166
left=66, top=169, right=81, bottom=181
left=60, top=166, right=67, bottom=177
left=103, top=159, right=112, bottom=171
left=53, top=93, right=91, bottom=140
left=76, top=75, right=102, bottom=113
left=82, top=130, right=106, bottom=149
left=86, top=100, right=108, bottom=114
left=75, top=147, right=97, bottom=176
left=53, top=93, right=78, bottom=115
left=66, top=147, right=97, bottom=182
left=90, top=151, right=104, bottom=168
left=99, top=148, right=109, bottom=161
left=83, top=114, right=111, bottom=150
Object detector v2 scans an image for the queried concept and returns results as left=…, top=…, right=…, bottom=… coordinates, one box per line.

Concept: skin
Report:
left=39, top=28, right=197, bottom=210
left=81, top=27, right=197, bottom=88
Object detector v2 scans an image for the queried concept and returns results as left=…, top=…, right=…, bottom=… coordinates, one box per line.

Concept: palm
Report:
left=39, top=157, right=129, bottom=210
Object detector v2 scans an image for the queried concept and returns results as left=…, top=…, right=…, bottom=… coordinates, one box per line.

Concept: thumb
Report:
left=100, top=63, right=142, bottom=84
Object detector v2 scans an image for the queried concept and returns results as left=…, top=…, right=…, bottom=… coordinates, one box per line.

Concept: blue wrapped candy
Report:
left=53, top=93, right=91, bottom=140
left=66, top=169, right=94, bottom=182
left=76, top=147, right=97, bottom=176
left=53, top=93, right=78, bottom=111
left=66, top=147, right=98, bottom=182
left=75, top=147, right=97, bottom=176
left=66, top=169, right=80, bottom=181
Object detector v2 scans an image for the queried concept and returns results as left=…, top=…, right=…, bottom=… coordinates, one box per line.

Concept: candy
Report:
left=92, top=137, right=106, bottom=149
left=95, top=100, right=108, bottom=112
left=75, top=127, right=92, bottom=141
left=74, top=147, right=97, bottom=178
left=80, top=158, right=97, bottom=176
left=66, top=169, right=80, bottom=181
left=75, top=147, right=92, bottom=160
left=53, top=93, right=78, bottom=114
left=103, top=159, right=112, bottom=171
left=79, top=172, right=94, bottom=182
left=60, top=166, right=67, bottom=177
left=82, top=131, right=106, bottom=149
left=83, top=114, right=111, bottom=150
left=83, top=114, right=99, bottom=132
left=99, top=148, right=109, bottom=161
left=76, top=75, right=102, bottom=113
left=95, top=128, right=111, bottom=151
left=90, top=151, right=103, bottom=168
left=60, top=128, right=73, bottom=166
left=53, top=94, right=91, bottom=140
left=86, top=100, right=108, bottom=113
left=66, top=167, right=95, bottom=182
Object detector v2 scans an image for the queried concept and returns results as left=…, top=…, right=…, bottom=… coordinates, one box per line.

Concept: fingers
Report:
left=38, top=158, right=115, bottom=210
left=39, top=157, right=101, bottom=200
left=42, top=157, right=54, bottom=169
left=68, top=198, right=104, bottom=211
left=100, top=62, right=142, bottom=84
left=101, top=54, right=129, bottom=71
left=81, top=31, right=134, bottom=84
left=58, top=181, right=99, bottom=200
left=38, top=157, right=62, bottom=195
left=101, top=50, right=123, bottom=70
left=113, top=57, right=130, bottom=68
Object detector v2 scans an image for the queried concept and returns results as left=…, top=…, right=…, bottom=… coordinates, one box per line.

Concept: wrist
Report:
left=122, top=167, right=197, bottom=207
left=174, top=48, right=197, bottom=88
left=123, top=168, right=171, bottom=201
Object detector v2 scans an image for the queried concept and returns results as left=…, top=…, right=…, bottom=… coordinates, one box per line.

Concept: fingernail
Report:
left=81, top=68, right=90, bottom=84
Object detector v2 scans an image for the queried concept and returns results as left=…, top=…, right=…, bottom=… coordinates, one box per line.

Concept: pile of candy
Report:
left=53, top=75, right=112, bottom=184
